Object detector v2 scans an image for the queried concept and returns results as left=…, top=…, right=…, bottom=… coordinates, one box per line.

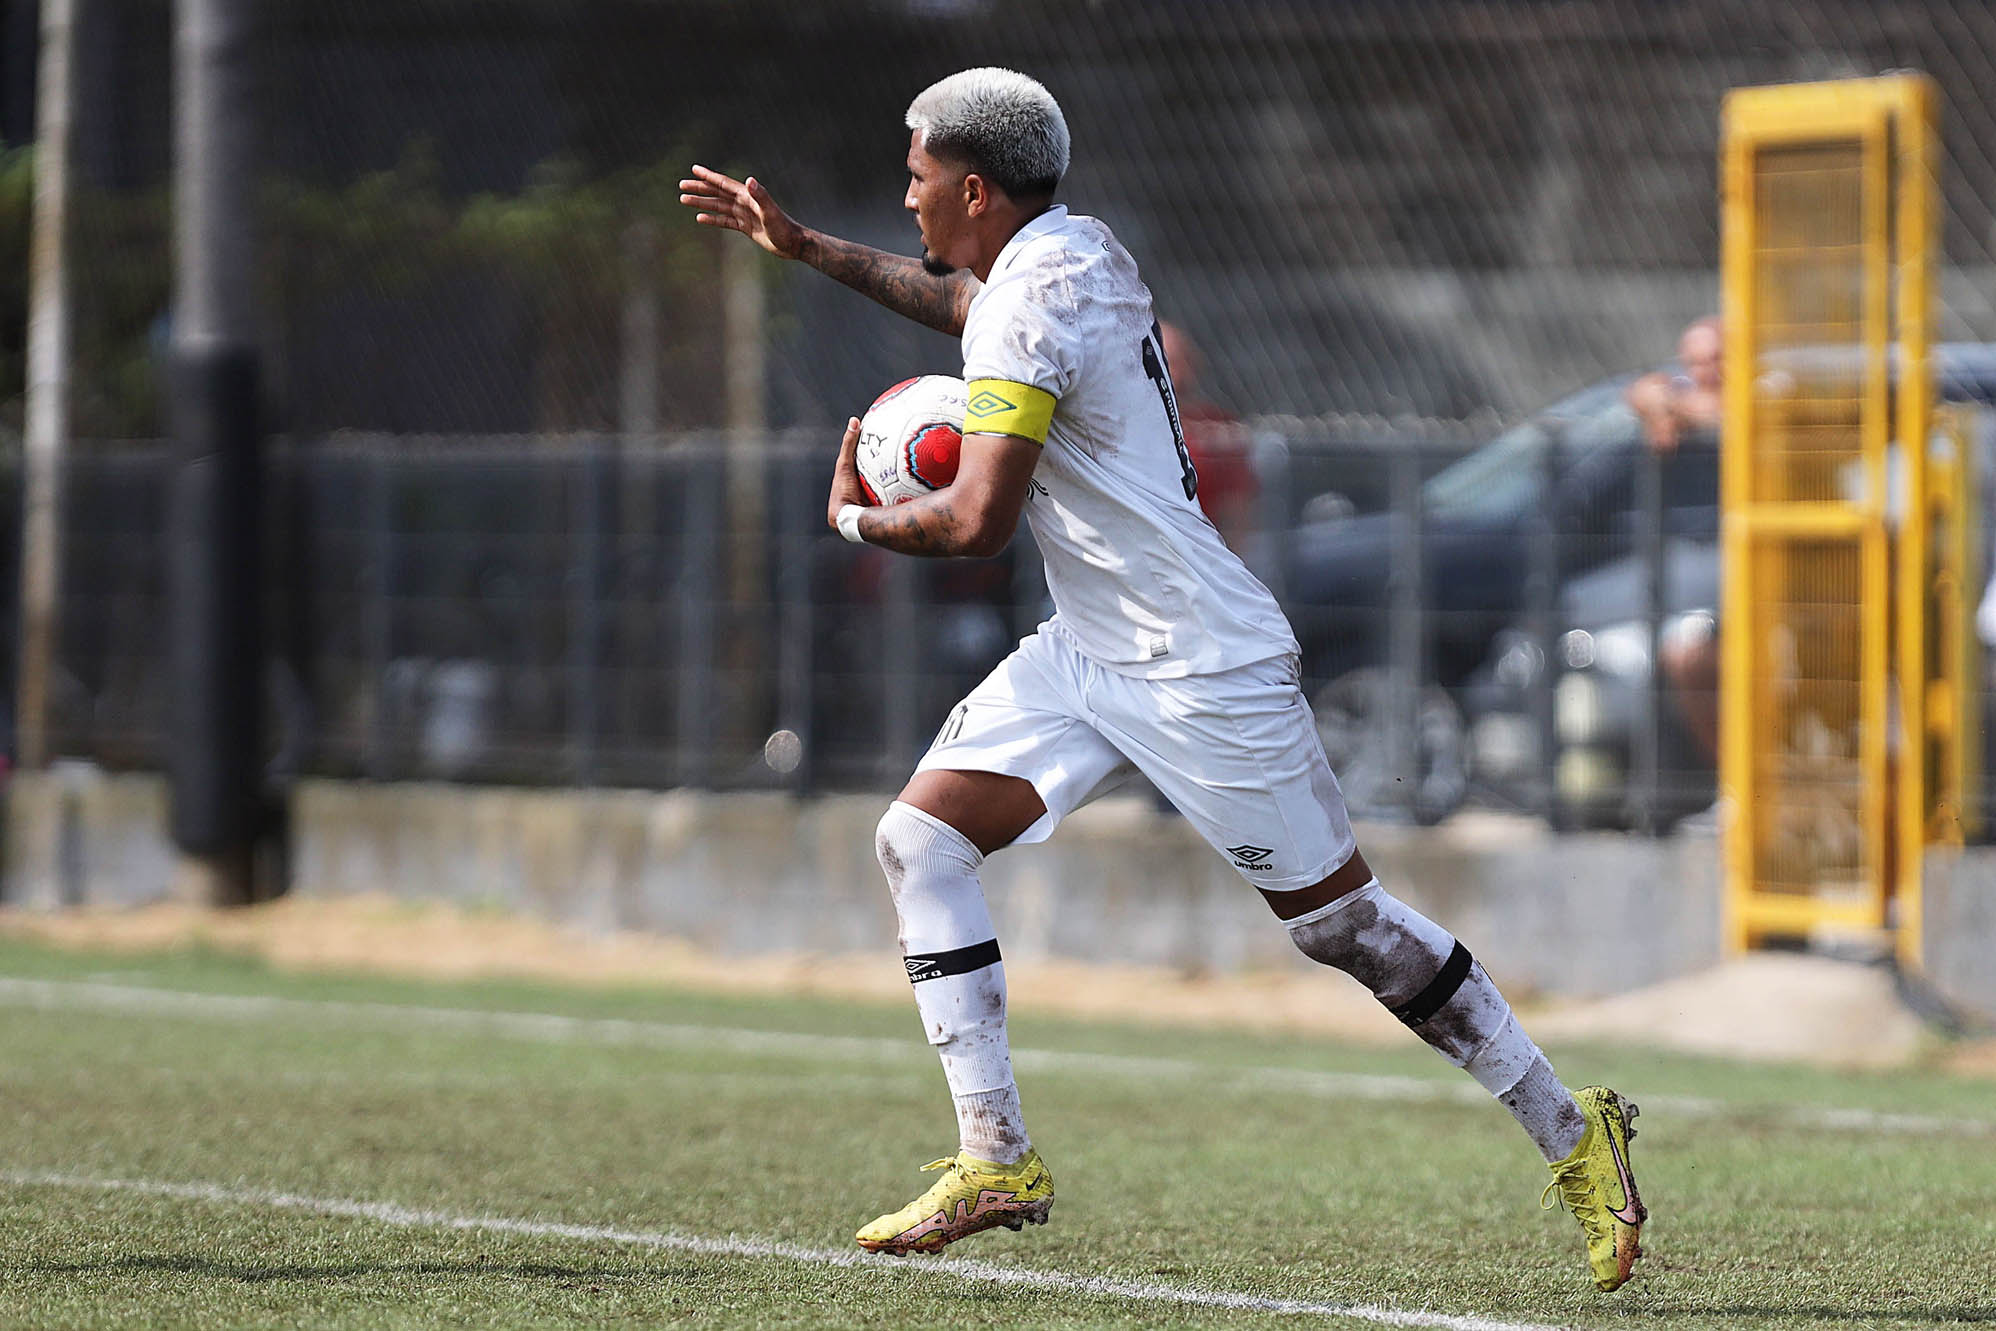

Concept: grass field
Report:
left=1, top=935, right=1991, bottom=1330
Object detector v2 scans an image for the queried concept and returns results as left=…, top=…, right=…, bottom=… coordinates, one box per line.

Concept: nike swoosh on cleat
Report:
left=1604, top=1120, right=1645, bottom=1227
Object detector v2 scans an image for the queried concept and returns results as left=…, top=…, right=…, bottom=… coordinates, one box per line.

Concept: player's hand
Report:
left=679, top=165, right=806, bottom=260
left=827, top=417, right=871, bottom=529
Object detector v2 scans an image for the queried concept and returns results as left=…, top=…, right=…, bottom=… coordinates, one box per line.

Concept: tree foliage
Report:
left=1, top=143, right=739, bottom=438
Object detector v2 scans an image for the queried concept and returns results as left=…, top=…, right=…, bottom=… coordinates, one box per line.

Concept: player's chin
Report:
left=920, top=250, right=957, bottom=277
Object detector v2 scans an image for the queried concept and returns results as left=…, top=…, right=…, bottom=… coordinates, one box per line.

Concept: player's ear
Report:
left=962, top=171, right=989, bottom=217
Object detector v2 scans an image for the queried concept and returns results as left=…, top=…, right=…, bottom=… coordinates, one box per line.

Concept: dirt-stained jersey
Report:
left=958, top=205, right=1297, bottom=678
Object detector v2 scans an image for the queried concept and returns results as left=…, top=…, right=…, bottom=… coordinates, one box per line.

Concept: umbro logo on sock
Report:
left=902, top=940, right=1004, bottom=984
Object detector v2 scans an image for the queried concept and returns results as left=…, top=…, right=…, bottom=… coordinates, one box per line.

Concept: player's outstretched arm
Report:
left=827, top=420, right=1037, bottom=559
left=679, top=165, right=974, bottom=337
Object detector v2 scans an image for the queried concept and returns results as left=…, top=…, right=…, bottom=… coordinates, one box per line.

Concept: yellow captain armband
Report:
left=964, top=379, right=1056, bottom=444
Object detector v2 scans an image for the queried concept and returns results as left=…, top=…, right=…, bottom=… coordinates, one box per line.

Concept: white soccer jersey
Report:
left=959, top=205, right=1297, bottom=678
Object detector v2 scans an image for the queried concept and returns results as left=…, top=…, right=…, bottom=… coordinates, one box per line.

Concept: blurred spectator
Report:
left=1626, top=316, right=1723, bottom=763
left=1160, top=321, right=1258, bottom=552
left=1625, top=316, right=1722, bottom=453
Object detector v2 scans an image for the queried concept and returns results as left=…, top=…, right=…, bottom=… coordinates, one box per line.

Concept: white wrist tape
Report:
left=835, top=504, right=867, bottom=544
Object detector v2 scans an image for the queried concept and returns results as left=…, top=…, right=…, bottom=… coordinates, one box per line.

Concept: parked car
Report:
left=1460, top=343, right=1996, bottom=830
left=1291, top=343, right=1996, bottom=826
left=1285, top=373, right=1716, bottom=822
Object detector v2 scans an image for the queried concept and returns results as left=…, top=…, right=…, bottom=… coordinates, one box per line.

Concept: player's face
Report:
left=906, top=132, right=970, bottom=276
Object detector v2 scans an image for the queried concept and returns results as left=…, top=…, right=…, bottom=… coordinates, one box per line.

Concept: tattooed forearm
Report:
left=799, top=230, right=973, bottom=336
left=857, top=493, right=1007, bottom=559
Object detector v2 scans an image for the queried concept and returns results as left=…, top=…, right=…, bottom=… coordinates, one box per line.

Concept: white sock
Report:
left=1286, top=878, right=1584, bottom=1161
left=875, top=800, right=1029, bottom=1164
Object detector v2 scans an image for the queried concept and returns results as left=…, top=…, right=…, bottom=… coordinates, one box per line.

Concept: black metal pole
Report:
left=168, top=0, right=263, bottom=902
left=166, top=347, right=260, bottom=860
left=882, top=548, right=920, bottom=784
left=1633, top=439, right=1667, bottom=834
left=567, top=441, right=611, bottom=786
left=674, top=444, right=719, bottom=788
left=1529, top=425, right=1563, bottom=822
left=1387, top=442, right=1425, bottom=821
left=775, top=451, right=817, bottom=793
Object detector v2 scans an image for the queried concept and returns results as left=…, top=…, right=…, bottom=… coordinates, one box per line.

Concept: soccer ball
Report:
left=855, top=374, right=966, bottom=505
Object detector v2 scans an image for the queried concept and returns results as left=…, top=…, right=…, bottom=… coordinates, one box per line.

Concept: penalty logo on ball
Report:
left=856, top=375, right=967, bottom=506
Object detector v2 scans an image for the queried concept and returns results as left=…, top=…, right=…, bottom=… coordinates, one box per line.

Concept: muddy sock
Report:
left=1498, top=1053, right=1587, bottom=1162
left=1285, top=877, right=1581, bottom=1160
left=955, top=1085, right=1030, bottom=1165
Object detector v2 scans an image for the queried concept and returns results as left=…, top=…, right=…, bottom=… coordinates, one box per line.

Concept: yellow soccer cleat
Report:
left=855, top=1149, right=1054, bottom=1255
left=1542, top=1085, right=1648, bottom=1292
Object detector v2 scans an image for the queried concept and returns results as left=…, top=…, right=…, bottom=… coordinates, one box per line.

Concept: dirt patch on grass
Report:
left=0, top=895, right=1409, bottom=1045
left=1527, top=951, right=1945, bottom=1070
left=1, top=895, right=1982, bottom=1071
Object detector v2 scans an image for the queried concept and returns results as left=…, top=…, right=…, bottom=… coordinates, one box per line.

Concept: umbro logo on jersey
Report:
left=1227, top=844, right=1274, bottom=865
left=967, top=389, right=1019, bottom=417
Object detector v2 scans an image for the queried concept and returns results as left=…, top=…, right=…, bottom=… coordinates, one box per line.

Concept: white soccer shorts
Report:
left=914, top=626, right=1357, bottom=891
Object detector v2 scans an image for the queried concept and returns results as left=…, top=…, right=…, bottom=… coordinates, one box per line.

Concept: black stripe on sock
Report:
left=1390, top=941, right=1472, bottom=1029
left=903, top=939, right=1002, bottom=984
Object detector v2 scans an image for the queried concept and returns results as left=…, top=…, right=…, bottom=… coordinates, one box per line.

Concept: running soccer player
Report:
left=679, top=68, right=1647, bottom=1292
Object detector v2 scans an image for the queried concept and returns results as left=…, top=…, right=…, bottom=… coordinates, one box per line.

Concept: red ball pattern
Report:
left=905, top=423, right=962, bottom=489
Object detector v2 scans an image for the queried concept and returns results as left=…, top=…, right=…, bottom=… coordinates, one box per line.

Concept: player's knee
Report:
left=1282, top=878, right=1380, bottom=968
left=875, top=799, right=982, bottom=902
left=875, top=807, right=910, bottom=893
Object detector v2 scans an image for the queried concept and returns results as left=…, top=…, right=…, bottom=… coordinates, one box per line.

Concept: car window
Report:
left=1420, top=420, right=1550, bottom=520
left=1420, top=345, right=1996, bottom=528
left=1423, top=380, right=1638, bottom=521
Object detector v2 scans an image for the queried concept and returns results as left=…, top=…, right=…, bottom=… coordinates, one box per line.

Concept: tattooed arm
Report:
left=679, top=164, right=974, bottom=336
left=826, top=420, right=1039, bottom=558
left=796, top=231, right=975, bottom=336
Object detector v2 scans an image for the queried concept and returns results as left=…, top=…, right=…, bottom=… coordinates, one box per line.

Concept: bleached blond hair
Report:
left=905, top=67, right=1069, bottom=199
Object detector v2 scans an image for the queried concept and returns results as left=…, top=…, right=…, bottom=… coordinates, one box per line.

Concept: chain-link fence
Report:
left=28, top=411, right=1996, bottom=837
left=0, top=416, right=1761, bottom=831
left=10, top=0, right=1996, bottom=836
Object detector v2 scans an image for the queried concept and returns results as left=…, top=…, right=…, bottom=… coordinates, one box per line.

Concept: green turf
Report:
left=0, top=938, right=1991, bottom=1329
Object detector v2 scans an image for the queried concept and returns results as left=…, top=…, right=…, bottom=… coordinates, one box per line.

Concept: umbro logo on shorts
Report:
left=1227, top=844, right=1274, bottom=868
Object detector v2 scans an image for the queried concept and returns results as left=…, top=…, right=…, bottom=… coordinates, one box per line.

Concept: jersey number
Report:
left=1141, top=323, right=1198, bottom=501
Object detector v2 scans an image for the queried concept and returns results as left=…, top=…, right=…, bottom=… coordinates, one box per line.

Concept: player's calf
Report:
left=1279, top=871, right=1587, bottom=1165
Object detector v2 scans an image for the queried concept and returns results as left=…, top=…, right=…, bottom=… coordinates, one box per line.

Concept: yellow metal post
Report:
left=1892, top=77, right=1937, bottom=968
left=1719, top=74, right=1941, bottom=959
left=1718, top=101, right=1755, bottom=956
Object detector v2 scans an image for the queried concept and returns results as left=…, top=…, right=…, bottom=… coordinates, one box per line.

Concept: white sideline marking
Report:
left=0, top=976, right=1986, bottom=1139
left=1, top=1169, right=1571, bottom=1331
